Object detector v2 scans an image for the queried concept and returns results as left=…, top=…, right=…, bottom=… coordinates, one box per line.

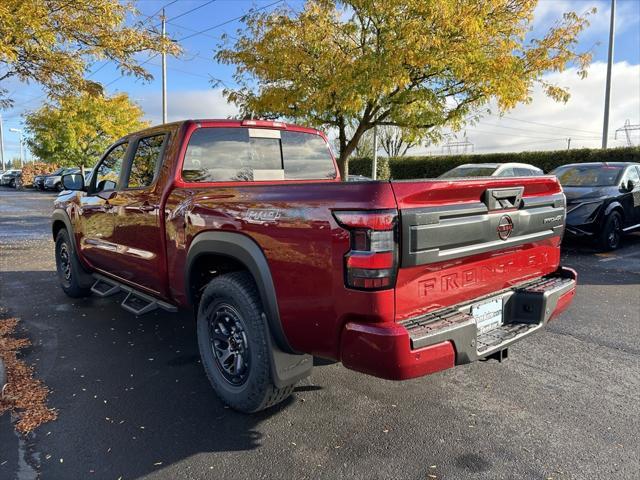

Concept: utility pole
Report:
left=371, top=125, right=378, bottom=180
left=161, top=8, right=168, bottom=124
left=602, top=0, right=616, bottom=149
left=0, top=114, right=5, bottom=170
left=567, top=138, right=571, bottom=150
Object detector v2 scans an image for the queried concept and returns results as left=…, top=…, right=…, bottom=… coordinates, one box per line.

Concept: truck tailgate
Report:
left=391, top=177, right=566, bottom=321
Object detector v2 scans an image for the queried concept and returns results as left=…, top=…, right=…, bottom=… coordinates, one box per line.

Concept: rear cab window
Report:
left=181, top=127, right=336, bottom=182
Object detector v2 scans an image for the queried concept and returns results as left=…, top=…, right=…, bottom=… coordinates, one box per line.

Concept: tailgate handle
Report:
left=484, top=187, right=524, bottom=211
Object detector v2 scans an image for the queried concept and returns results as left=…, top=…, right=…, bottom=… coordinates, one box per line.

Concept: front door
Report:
left=109, top=133, right=168, bottom=294
left=78, top=141, right=129, bottom=272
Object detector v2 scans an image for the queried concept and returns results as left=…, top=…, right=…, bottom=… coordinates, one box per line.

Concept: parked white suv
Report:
left=439, top=162, right=544, bottom=178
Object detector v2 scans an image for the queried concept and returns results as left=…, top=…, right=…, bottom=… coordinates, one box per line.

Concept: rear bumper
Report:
left=340, top=267, right=577, bottom=380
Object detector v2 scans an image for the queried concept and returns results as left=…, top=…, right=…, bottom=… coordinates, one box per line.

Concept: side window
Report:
left=624, top=166, right=640, bottom=184
left=497, top=167, right=515, bottom=177
left=95, top=143, right=127, bottom=192
left=514, top=168, right=531, bottom=176
left=127, top=134, right=166, bottom=188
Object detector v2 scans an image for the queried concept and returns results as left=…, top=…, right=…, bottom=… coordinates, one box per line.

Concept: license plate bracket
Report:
left=472, top=297, right=503, bottom=334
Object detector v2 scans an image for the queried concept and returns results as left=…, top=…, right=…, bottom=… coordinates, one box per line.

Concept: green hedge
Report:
left=349, top=146, right=640, bottom=180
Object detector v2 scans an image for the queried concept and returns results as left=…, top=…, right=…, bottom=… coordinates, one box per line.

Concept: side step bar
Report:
left=91, top=274, right=178, bottom=316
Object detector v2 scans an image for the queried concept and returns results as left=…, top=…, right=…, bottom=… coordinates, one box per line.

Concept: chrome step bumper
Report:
left=402, top=268, right=577, bottom=364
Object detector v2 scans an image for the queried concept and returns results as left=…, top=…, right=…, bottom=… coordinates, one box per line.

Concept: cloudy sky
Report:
left=1, top=0, right=639, bottom=163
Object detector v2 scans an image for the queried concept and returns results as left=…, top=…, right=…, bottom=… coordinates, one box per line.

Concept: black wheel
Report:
left=597, top=211, right=623, bottom=251
left=197, top=271, right=295, bottom=413
left=55, top=229, right=92, bottom=297
left=9, top=179, right=15, bottom=188
left=56, top=182, right=64, bottom=192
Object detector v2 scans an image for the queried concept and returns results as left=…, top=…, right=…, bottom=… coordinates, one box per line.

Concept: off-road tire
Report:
left=197, top=271, right=295, bottom=413
left=597, top=211, right=623, bottom=251
left=55, top=229, right=92, bottom=297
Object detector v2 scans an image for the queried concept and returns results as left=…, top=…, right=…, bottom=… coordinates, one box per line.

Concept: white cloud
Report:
left=412, top=61, right=640, bottom=155
left=533, top=0, right=639, bottom=36
left=136, top=88, right=238, bottom=126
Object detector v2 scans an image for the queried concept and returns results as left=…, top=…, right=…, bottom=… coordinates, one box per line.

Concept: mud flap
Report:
left=262, top=314, right=313, bottom=388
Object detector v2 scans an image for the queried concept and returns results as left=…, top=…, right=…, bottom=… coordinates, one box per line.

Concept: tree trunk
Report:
left=337, top=150, right=349, bottom=179
left=336, top=119, right=369, bottom=181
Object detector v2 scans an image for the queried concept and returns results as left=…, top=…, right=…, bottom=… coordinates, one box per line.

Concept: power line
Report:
left=142, top=0, right=180, bottom=25
left=105, top=0, right=284, bottom=89
left=473, top=121, right=601, bottom=140
left=177, top=0, right=283, bottom=41
left=488, top=113, right=600, bottom=135
left=168, top=0, right=217, bottom=23
left=465, top=127, right=577, bottom=142
left=104, top=53, right=161, bottom=88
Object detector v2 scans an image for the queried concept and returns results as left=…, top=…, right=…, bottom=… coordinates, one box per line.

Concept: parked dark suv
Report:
left=551, top=162, right=640, bottom=250
left=34, top=168, right=65, bottom=190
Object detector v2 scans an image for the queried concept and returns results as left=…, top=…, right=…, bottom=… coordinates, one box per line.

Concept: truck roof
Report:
left=134, top=119, right=323, bottom=137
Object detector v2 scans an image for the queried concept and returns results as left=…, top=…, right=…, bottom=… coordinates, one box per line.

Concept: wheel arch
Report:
left=52, top=209, right=77, bottom=251
left=604, top=201, right=625, bottom=221
left=186, top=231, right=295, bottom=354
left=51, top=209, right=94, bottom=287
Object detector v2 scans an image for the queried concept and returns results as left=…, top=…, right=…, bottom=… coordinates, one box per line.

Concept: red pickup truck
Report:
left=52, top=119, right=577, bottom=412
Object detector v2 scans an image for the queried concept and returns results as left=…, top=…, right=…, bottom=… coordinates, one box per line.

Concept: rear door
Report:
left=391, top=177, right=565, bottom=321
left=108, top=132, right=169, bottom=294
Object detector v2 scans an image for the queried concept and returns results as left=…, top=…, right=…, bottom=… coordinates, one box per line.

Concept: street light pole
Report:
left=0, top=114, right=5, bottom=170
left=602, top=0, right=616, bottom=149
left=161, top=8, right=168, bottom=124
left=9, top=128, right=24, bottom=168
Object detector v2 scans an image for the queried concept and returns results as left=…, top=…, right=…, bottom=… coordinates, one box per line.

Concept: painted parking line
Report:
left=600, top=256, right=619, bottom=262
left=598, top=250, right=640, bottom=262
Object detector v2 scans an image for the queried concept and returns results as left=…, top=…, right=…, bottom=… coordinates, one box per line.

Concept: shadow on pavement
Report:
left=0, top=270, right=310, bottom=480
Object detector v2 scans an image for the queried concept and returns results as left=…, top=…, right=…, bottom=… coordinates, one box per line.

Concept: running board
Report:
left=91, top=277, right=121, bottom=297
left=91, top=274, right=178, bottom=316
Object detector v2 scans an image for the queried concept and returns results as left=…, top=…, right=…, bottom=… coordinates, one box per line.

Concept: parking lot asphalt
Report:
left=0, top=187, right=639, bottom=480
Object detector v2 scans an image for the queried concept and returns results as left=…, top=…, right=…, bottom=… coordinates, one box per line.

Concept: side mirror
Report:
left=623, top=179, right=635, bottom=192
left=61, top=173, right=85, bottom=191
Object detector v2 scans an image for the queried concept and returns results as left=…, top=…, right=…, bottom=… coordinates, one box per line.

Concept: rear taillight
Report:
left=333, top=210, right=399, bottom=290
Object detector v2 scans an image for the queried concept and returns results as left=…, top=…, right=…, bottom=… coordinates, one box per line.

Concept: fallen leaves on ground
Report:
left=0, top=316, right=58, bottom=434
